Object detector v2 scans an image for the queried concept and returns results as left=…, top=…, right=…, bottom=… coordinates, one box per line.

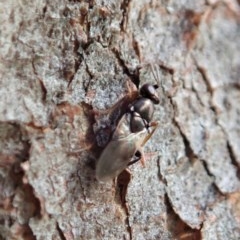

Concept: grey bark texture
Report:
left=0, top=0, right=240, bottom=239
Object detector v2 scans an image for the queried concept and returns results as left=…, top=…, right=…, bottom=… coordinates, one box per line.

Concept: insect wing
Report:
left=96, top=130, right=146, bottom=182
left=96, top=113, right=147, bottom=182
left=111, top=112, right=133, bottom=139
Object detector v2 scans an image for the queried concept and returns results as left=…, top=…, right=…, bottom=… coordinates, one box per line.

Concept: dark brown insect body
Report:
left=96, top=83, right=159, bottom=182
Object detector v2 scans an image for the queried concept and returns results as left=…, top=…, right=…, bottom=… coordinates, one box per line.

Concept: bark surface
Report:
left=0, top=0, right=240, bottom=239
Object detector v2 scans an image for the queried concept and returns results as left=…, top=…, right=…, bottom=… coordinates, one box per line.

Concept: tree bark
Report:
left=0, top=0, right=240, bottom=239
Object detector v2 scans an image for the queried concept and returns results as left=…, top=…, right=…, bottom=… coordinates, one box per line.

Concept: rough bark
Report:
left=0, top=0, right=240, bottom=239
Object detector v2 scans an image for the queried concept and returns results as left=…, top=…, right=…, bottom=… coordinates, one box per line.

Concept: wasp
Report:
left=96, top=83, right=160, bottom=182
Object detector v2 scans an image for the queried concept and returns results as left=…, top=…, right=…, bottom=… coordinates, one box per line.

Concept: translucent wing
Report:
left=96, top=113, right=147, bottom=182
left=96, top=131, right=146, bottom=182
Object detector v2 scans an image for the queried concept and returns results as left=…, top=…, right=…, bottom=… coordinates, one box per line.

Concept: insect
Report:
left=96, top=83, right=160, bottom=182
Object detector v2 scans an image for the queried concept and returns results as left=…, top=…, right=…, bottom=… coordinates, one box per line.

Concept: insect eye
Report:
left=140, top=84, right=160, bottom=104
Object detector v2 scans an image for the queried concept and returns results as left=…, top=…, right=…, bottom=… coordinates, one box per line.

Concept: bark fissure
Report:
left=111, top=48, right=140, bottom=87
left=125, top=212, right=132, bottom=240
left=172, top=118, right=197, bottom=163
left=56, top=221, right=67, bottom=240
left=194, top=60, right=213, bottom=96
left=84, top=62, right=94, bottom=96
left=77, top=173, right=87, bottom=203
left=201, top=160, right=226, bottom=196
left=164, top=194, right=202, bottom=239
left=227, top=141, right=240, bottom=179
left=120, top=0, right=131, bottom=32
left=157, top=157, right=166, bottom=183
left=211, top=107, right=240, bottom=181
left=116, top=171, right=132, bottom=240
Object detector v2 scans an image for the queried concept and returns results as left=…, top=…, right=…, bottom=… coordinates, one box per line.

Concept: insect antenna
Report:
left=150, top=64, right=162, bottom=88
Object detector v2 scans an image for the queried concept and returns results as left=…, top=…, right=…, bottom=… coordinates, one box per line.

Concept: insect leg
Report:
left=127, top=150, right=142, bottom=166
left=127, top=122, right=158, bottom=168
left=141, top=121, right=159, bottom=147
